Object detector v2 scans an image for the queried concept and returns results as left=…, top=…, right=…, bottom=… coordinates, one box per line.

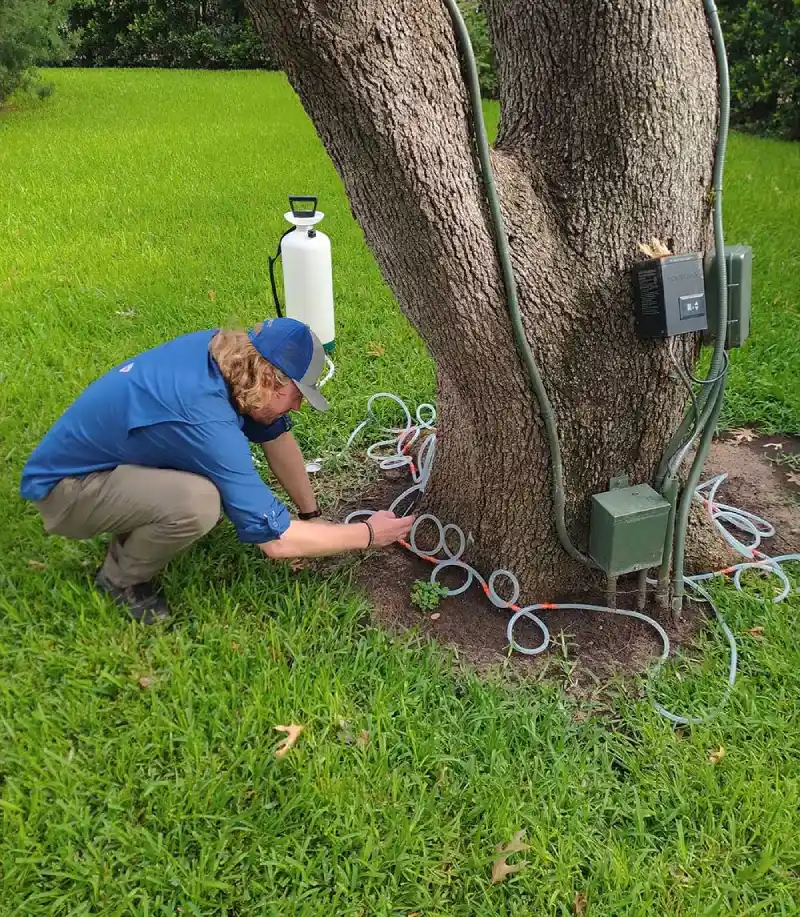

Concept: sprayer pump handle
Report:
left=289, top=195, right=317, bottom=218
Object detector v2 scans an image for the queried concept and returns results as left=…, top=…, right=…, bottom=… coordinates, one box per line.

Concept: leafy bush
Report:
left=0, top=0, right=73, bottom=104
left=718, top=0, right=799, bottom=140
left=67, top=0, right=273, bottom=70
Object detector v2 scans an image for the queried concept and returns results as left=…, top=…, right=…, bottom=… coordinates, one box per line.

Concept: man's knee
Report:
left=169, top=475, right=221, bottom=537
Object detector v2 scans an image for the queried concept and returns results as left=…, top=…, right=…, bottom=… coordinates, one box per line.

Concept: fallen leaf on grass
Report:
left=730, top=428, right=756, bottom=444
left=708, top=745, right=725, bottom=764
left=669, top=866, right=692, bottom=886
left=138, top=675, right=154, bottom=689
left=573, top=891, right=588, bottom=915
left=274, top=724, right=304, bottom=758
left=208, top=289, right=216, bottom=301
left=747, top=626, right=765, bottom=638
left=491, top=830, right=530, bottom=884
left=231, top=641, right=240, bottom=651
left=497, top=830, right=530, bottom=854
left=492, top=858, right=529, bottom=884
left=787, top=472, right=800, bottom=486
left=27, top=560, right=47, bottom=570
left=357, top=729, right=370, bottom=747
left=366, top=341, right=386, bottom=357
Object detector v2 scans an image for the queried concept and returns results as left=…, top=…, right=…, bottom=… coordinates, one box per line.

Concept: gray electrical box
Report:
left=703, top=244, right=752, bottom=349
left=589, top=484, right=671, bottom=577
left=633, top=253, right=708, bottom=339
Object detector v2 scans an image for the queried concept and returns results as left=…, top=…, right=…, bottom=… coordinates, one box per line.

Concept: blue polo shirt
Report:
left=20, top=330, right=293, bottom=543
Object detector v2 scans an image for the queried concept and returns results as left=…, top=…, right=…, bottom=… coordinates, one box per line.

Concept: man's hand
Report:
left=367, top=511, right=414, bottom=547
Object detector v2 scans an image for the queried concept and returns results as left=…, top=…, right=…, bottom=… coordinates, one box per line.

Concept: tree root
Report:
left=683, top=500, right=739, bottom=575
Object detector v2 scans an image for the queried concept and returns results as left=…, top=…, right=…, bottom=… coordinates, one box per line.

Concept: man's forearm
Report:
left=260, top=520, right=369, bottom=559
left=261, top=433, right=317, bottom=514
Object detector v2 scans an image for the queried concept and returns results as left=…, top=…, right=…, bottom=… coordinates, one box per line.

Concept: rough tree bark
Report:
left=247, top=0, right=732, bottom=597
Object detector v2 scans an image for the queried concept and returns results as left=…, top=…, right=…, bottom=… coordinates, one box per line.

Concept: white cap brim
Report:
left=293, top=332, right=330, bottom=412
left=296, top=380, right=329, bottom=412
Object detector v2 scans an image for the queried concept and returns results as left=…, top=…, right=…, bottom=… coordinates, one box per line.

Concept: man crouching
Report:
left=20, top=317, right=412, bottom=623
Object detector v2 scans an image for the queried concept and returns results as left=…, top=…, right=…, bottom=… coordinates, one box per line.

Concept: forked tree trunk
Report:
left=247, top=0, right=725, bottom=597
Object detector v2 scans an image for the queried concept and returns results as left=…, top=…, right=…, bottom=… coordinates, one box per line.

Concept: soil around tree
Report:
left=328, top=432, right=799, bottom=683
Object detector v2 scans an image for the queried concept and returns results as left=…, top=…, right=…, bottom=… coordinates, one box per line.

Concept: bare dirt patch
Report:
left=325, top=433, right=798, bottom=683
left=704, top=431, right=800, bottom=556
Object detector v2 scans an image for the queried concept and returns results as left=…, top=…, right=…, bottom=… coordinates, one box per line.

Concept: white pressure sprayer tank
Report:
left=279, top=196, right=335, bottom=352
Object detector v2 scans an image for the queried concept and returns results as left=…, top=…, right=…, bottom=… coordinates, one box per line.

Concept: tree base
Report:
left=352, top=537, right=710, bottom=691
left=318, top=432, right=799, bottom=686
left=332, top=472, right=708, bottom=684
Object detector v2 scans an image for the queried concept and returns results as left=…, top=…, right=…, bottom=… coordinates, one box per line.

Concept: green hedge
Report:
left=718, top=0, right=799, bottom=140
left=66, top=0, right=273, bottom=69
left=62, top=1, right=487, bottom=82
left=458, top=0, right=497, bottom=98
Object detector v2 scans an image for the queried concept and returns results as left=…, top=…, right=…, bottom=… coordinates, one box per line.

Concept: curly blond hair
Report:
left=209, top=323, right=289, bottom=415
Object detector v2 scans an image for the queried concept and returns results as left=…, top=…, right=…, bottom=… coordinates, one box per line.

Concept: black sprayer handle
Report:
left=289, top=195, right=318, bottom=217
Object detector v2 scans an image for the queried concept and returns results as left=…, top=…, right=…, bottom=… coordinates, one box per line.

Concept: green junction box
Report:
left=589, top=484, right=671, bottom=577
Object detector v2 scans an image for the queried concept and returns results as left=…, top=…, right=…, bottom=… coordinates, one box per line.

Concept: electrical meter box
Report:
left=703, top=244, right=752, bottom=349
left=633, top=253, right=708, bottom=339
left=589, top=484, right=671, bottom=577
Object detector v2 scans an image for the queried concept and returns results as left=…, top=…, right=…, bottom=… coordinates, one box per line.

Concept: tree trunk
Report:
left=247, top=0, right=725, bottom=597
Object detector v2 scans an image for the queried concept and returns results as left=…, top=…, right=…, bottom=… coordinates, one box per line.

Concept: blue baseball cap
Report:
left=248, top=317, right=329, bottom=412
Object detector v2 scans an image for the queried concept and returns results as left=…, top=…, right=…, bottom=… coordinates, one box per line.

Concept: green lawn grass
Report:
left=1, top=69, right=799, bottom=915
left=720, top=134, right=800, bottom=433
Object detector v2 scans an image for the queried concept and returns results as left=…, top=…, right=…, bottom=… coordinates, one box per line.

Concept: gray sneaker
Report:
left=95, top=571, right=171, bottom=625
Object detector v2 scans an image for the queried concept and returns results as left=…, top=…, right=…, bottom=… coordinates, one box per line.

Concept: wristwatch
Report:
left=298, top=508, right=322, bottom=520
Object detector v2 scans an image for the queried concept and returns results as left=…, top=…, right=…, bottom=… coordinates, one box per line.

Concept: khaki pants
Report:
left=36, top=465, right=221, bottom=588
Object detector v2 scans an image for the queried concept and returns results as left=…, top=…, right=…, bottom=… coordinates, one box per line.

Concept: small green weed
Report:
left=410, top=578, right=450, bottom=611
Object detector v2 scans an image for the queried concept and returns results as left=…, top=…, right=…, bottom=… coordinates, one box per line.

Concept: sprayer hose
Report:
left=666, top=0, right=732, bottom=607
left=656, top=0, right=731, bottom=492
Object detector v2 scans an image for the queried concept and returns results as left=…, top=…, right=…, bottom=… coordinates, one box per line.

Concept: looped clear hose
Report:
left=345, top=397, right=798, bottom=724
left=345, top=393, right=437, bottom=518
left=691, top=474, right=799, bottom=603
